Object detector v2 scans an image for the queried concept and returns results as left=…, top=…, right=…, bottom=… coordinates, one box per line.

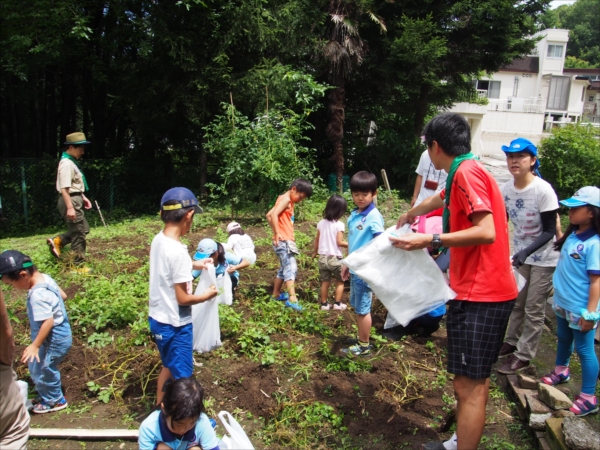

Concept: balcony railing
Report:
left=488, top=97, right=542, bottom=113
left=454, top=90, right=489, bottom=105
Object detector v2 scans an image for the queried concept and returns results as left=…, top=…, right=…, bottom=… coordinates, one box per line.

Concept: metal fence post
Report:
left=20, top=160, right=29, bottom=226
left=109, top=174, right=114, bottom=211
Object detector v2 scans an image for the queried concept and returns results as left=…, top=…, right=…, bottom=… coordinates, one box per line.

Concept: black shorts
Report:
left=446, top=299, right=515, bottom=379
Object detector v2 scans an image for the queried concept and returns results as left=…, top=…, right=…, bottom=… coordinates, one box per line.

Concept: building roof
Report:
left=563, top=68, right=600, bottom=75
left=500, top=57, right=539, bottom=73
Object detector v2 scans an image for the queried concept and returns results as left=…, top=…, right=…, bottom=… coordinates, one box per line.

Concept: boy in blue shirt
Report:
left=341, top=171, right=385, bottom=356
left=0, top=250, right=72, bottom=414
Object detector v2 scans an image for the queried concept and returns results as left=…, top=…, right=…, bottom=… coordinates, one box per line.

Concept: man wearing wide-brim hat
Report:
left=46, top=132, right=93, bottom=273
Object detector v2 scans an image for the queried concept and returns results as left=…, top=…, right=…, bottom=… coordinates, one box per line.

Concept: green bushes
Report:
left=539, top=124, right=600, bottom=199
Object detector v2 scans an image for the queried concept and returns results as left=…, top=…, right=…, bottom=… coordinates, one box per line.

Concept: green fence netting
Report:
left=0, top=158, right=205, bottom=233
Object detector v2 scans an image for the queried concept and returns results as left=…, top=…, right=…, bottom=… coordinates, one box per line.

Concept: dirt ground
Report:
left=5, top=213, right=589, bottom=449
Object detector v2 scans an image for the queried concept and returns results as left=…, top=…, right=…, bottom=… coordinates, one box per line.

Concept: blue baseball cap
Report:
left=193, top=238, right=218, bottom=260
left=0, top=250, right=33, bottom=278
left=501, top=138, right=540, bottom=171
left=559, top=186, right=600, bottom=208
left=160, top=187, right=203, bottom=214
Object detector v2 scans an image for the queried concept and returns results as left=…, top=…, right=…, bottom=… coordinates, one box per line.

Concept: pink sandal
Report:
left=540, top=369, right=570, bottom=386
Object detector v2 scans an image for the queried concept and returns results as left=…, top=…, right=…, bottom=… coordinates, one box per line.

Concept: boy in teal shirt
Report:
left=341, top=171, right=384, bottom=356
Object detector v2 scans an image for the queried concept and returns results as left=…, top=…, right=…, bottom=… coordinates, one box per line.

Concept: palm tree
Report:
left=322, top=0, right=385, bottom=191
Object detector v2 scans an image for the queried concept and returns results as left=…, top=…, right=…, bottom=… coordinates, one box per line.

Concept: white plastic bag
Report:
left=217, top=410, right=255, bottom=450
left=384, top=314, right=401, bottom=330
left=217, top=274, right=233, bottom=306
left=17, top=380, right=33, bottom=410
left=191, top=264, right=222, bottom=353
left=342, top=225, right=456, bottom=326
left=513, top=264, right=527, bottom=292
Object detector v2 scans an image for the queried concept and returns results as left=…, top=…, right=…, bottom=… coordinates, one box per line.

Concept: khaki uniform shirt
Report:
left=0, top=364, right=30, bottom=447
left=56, top=158, right=85, bottom=194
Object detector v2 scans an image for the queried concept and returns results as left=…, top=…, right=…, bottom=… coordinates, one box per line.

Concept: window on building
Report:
left=547, top=75, right=570, bottom=110
left=547, top=45, right=563, bottom=58
left=476, top=80, right=501, bottom=99
left=591, top=96, right=596, bottom=102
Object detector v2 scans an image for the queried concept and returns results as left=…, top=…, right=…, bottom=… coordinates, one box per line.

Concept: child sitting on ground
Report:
left=312, top=194, right=348, bottom=310
left=192, top=238, right=250, bottom=298
left=139, top=376, right=220, bottom=450
left=0, top=250, right=72, bottom=414
left=266, top=179, right=313, bottom=311
left=224, top=222, right=257, bottom=265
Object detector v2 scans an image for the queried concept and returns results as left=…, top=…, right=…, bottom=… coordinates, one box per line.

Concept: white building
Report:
left=450, top=29, right=596, bottom=157
left=564, top=67, right=600, bottom=124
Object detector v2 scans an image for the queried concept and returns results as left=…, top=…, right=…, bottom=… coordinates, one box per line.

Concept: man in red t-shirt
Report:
left=391, top=113, right=517, bottom=450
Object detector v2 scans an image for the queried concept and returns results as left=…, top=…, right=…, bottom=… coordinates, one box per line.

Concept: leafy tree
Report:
left=564, top=56, right=594, bottom=69
left=539, top=124, right=600, bottom=200
left=364, top=0, right=551, bottom=137
left=319, top=0, right=386, bottom=191
left=541, top=0, right=600, bottom=66
left=203, top=70, right=327, bottom=213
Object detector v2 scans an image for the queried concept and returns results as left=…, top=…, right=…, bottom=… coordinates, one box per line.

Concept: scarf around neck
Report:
left=442, top=153, right=476, bottom=233
left=61, top=152, right=89, bottom=191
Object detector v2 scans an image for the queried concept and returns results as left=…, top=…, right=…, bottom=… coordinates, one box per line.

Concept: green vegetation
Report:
left=1, top=196, right=538, bottom=449
left=541, top=0, right=600, bottom=66
left=1, top=0, right=550, bottom=198
left=538, top=124, right=600, bottom=200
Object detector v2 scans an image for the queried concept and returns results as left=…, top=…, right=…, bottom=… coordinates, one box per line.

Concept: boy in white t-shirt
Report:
left=224, top=222, right=256, bottom=265
left=411, top=149, right=448, bottom=207
left=312, top=194, right=348, bottom=310
left=148, top=187, right=217, bottom=405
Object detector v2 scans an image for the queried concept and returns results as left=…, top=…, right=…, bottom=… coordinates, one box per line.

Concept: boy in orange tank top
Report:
left=266, top=179, right=313, bottom=311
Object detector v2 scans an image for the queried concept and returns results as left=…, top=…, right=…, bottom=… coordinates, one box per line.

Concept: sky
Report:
left=549, top=0, right=576, bottom=8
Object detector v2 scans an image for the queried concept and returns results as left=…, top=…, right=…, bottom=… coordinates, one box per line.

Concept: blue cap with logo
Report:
left=194, top=238, right=218, bottom=260
left=559, top=186, right=600, bottom=208
left=0, top=250, right=33, bottom=278
left=501, top=138, right=540, bottom=173
left=160, top=187, right=203, bottom=214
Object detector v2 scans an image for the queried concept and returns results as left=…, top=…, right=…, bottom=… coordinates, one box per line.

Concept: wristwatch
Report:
left=432, top=234, right=442, bottom=250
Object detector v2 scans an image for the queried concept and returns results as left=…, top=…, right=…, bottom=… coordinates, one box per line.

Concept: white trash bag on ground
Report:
left=217, top=410, right=255, bottom=449
left=192, top=264, right=221, bottom=353
left=342, top=224, right=456, bottom=327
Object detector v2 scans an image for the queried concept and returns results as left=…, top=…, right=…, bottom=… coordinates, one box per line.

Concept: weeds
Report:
left=376, top=360, right=424, bottom=412
left=264, top=391, right=346, bottom=449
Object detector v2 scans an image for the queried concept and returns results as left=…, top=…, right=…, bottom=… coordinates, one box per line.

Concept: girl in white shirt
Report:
left=312, top=195, right=348, bottom=310
left=497, top=138, right=560, bottom=375
left=224, top=222, right=256, bottom=265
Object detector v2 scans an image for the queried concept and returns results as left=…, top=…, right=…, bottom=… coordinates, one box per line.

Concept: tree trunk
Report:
left=46, top=69, right=59, bottom=157
left=199, top=142, right=207, bottom=198
left=326, top=84, right=345, bottom=192
left=30, top=71, right=41, bottom=157
left=413, top=84, right=431, bottom=138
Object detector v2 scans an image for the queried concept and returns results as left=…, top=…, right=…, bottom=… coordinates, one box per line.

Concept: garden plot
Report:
left=1, top=203, right=535, bottom=449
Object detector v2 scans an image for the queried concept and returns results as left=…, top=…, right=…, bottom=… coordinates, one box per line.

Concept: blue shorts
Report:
left=350, top=275, right=372, bottom=315
left=274, top=241, right=297, bottom=282
left=148, top=318, right=193, bottom=379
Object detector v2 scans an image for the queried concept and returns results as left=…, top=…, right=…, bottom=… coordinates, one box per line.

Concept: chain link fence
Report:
left=0, top=158, right=205, bottom=233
